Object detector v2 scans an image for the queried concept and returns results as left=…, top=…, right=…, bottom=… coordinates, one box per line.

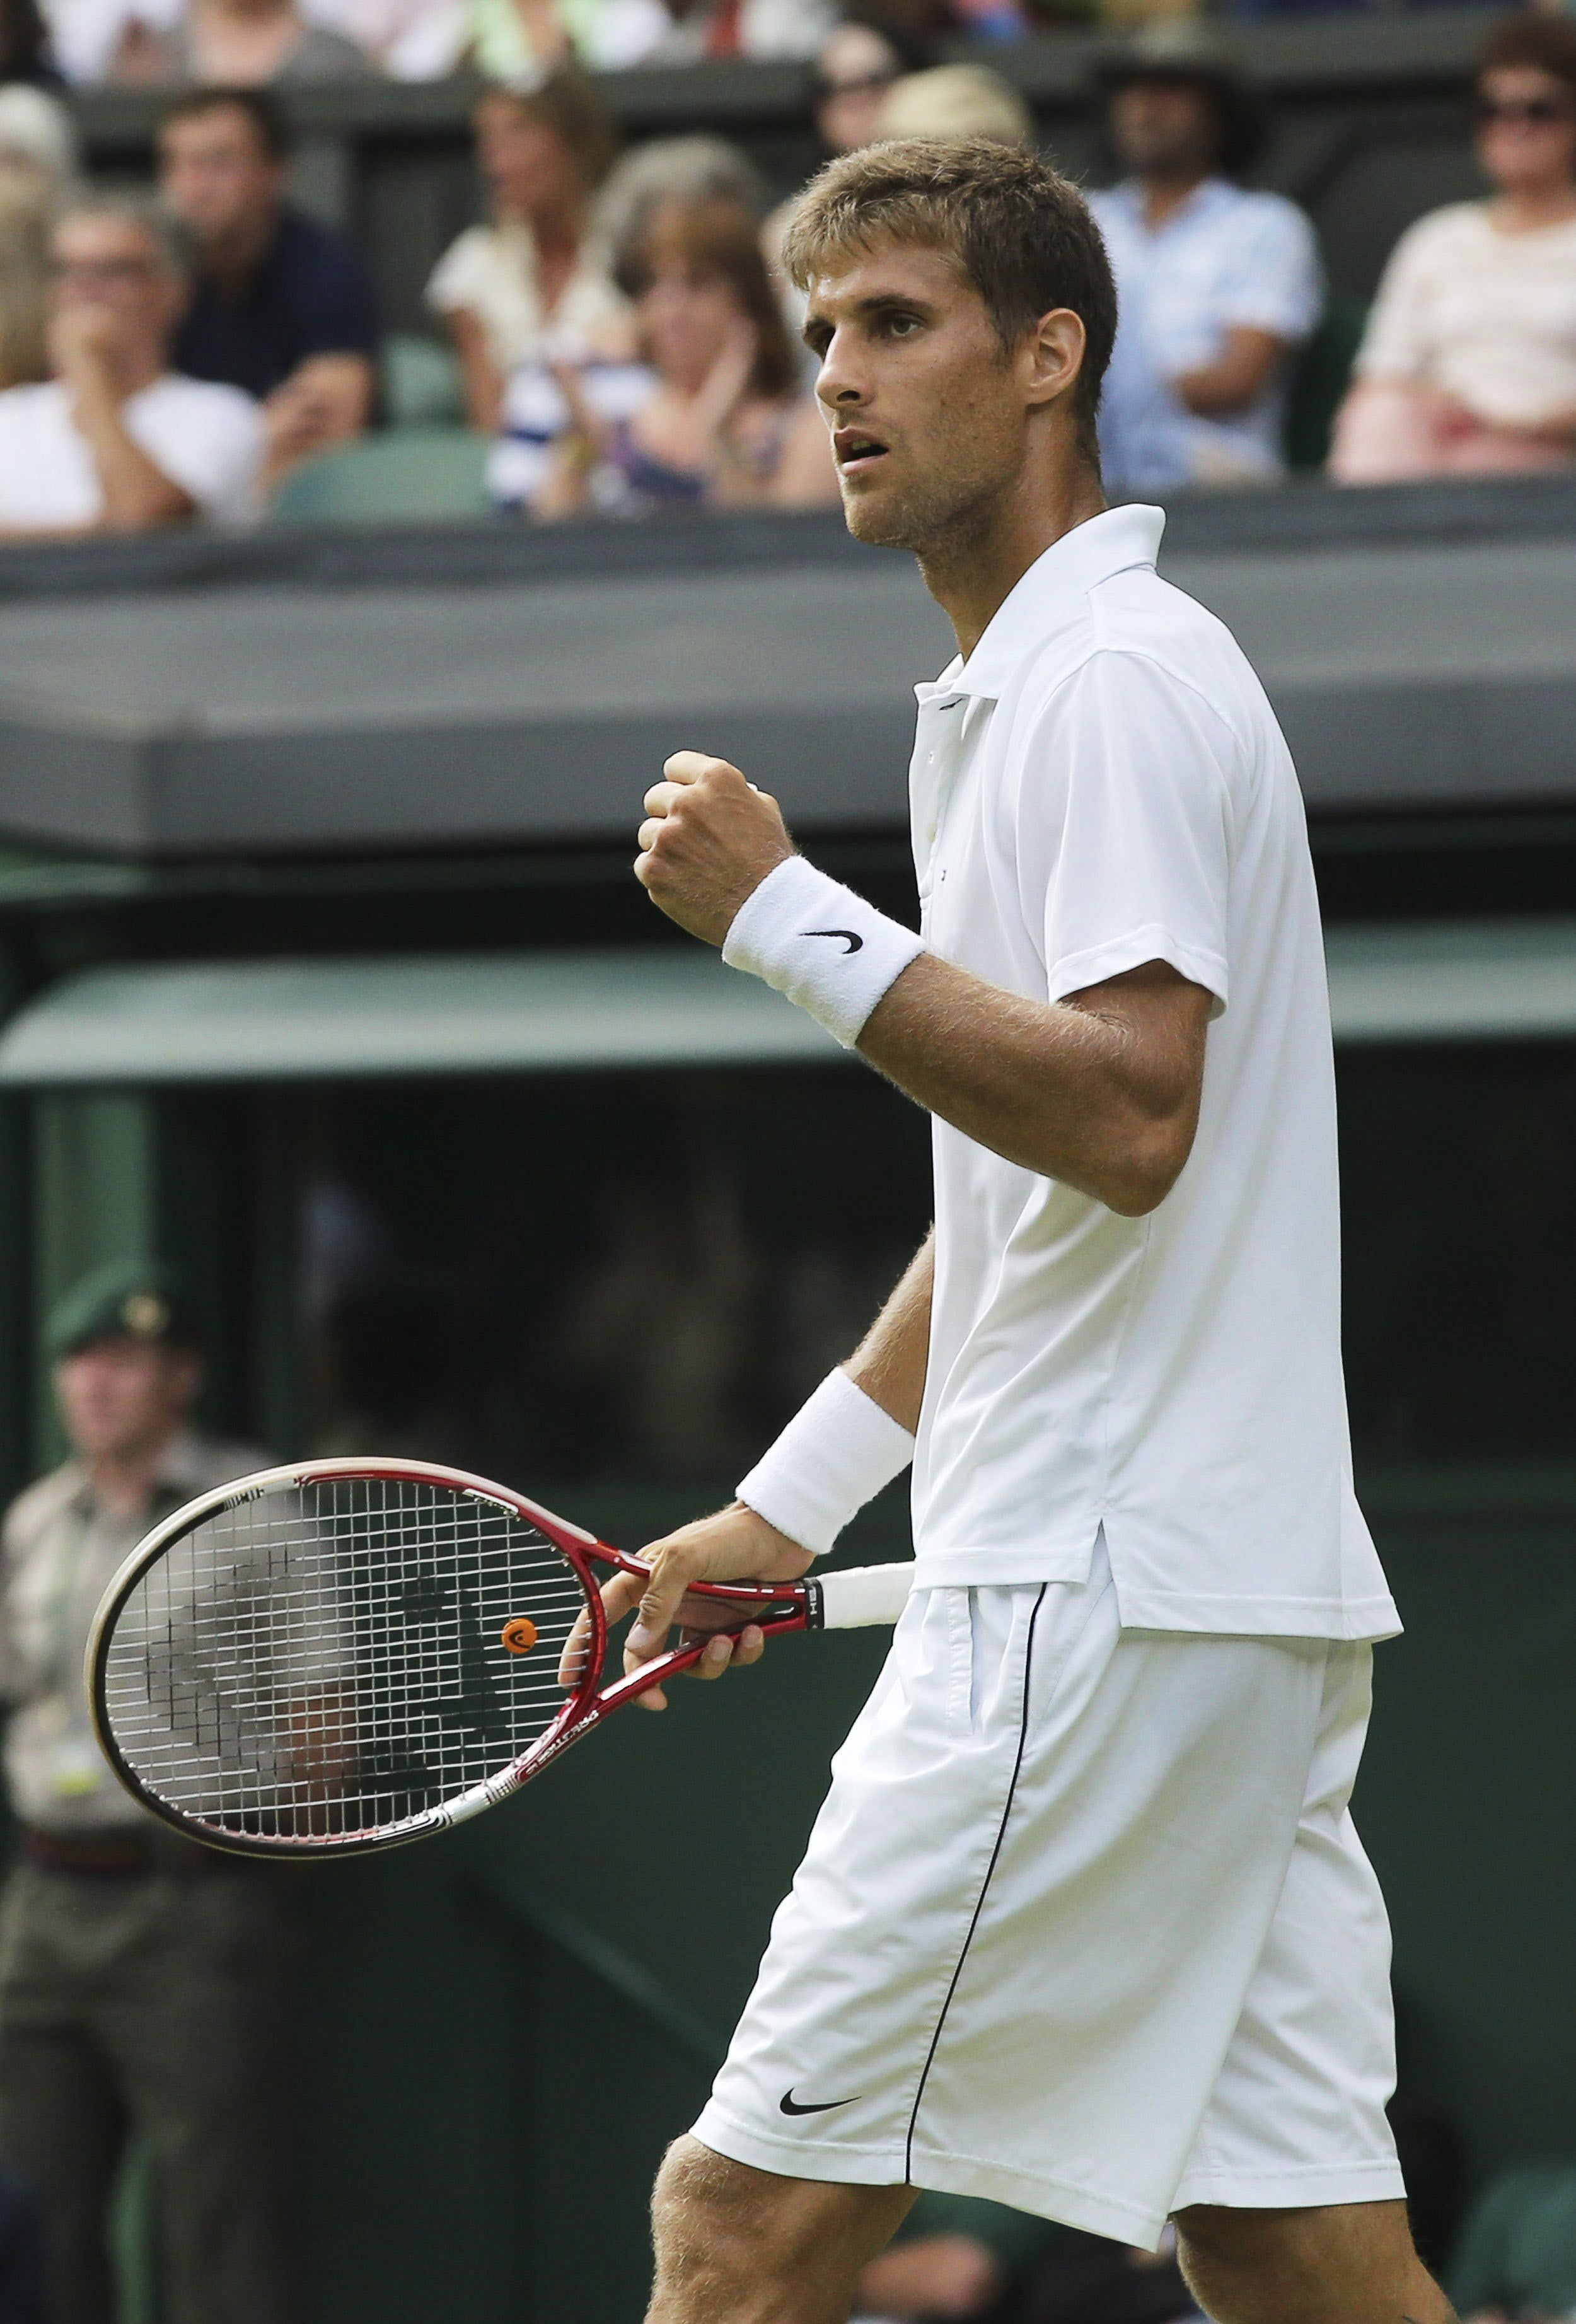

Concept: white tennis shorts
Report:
left=692, top=1537, right=1405, bottom=2248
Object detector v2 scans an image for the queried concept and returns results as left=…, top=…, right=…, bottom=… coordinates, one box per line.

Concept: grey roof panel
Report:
left=0, top=502, right=1570, bottom=856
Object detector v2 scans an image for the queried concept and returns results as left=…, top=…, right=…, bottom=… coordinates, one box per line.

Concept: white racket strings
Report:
left=98, top=1479, right=591, bottom=1845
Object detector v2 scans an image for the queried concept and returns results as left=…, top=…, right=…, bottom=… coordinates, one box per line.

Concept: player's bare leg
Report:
left=646, top=2136, right=912, bottom=2324
left=1174, top=2200, right=1458, bottom=2324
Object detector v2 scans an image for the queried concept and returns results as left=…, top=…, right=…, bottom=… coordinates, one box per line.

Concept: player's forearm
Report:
left=842, top=1230, right=933, bottom=1436
left=859, top=954, right=1202, bottom=1217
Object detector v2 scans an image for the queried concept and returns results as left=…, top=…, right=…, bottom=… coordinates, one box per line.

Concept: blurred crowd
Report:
left=0, top=3, right=1569, bottom=536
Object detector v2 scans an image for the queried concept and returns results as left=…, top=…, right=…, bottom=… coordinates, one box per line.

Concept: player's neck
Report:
left=917, top=460, right=1107, bottom=666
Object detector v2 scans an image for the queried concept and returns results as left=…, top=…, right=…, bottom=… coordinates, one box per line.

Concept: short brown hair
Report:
left=158, top=86, right=287, bottom=162
left=1478, top=12, right=1576, bottom=93
left=782, top=136, right=1117, bottom=452
left=618, top=195, right=799, bottom=402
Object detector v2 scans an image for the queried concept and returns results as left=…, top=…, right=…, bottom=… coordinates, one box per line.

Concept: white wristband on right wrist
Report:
left=736, top=1366, right=915, bottom=1559
left=722, top=856, right=925, bottom=1050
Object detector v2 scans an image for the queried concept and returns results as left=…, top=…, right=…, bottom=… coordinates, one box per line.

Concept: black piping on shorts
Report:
left=903, top=1581, right=1050, bottom=2181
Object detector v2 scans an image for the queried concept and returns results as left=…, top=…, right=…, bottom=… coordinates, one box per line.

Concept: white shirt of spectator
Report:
left=1090, top=177, right=1323, bottom=491
left=426, top=224, right=629, bottom=381
left=1354, top=200, right=1576, bottom=432
left=0, top=375, right=264, bottom=530
left=39, top=0, right=180, bottom=81
left=908, top=502, right=1397, bottom=1642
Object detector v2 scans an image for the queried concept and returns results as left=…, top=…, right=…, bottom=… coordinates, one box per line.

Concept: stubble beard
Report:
left=839, top=458, right=1009, bottom=563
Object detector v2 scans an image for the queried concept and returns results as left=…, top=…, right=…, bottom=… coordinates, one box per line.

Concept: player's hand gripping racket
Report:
left=86, top=1458, right=909, bottom=1859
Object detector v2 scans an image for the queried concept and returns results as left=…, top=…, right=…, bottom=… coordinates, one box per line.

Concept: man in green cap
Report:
left=0, top=1261, right=296, bottom=2324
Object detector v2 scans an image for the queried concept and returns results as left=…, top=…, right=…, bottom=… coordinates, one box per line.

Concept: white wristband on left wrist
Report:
left=736, top=1366, right=916, bottom=1559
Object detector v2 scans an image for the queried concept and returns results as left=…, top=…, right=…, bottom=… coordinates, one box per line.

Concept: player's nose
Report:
left=814, top=334, right=871, bottom=415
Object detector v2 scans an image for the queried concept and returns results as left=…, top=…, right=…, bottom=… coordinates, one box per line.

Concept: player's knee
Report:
left=1174, top=2197, right=1419, bottom=2294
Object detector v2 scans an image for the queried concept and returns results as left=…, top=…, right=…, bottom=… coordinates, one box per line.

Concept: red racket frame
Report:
left=90, top=1456, right=821, bottom=1857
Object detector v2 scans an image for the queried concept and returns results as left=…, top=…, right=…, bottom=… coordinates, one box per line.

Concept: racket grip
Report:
left=810, top=1561, right=913, bottom=1631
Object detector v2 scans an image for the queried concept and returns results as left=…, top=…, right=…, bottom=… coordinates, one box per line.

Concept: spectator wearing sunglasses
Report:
left=0, top=198, right=262, bottom=534
left=1330, top=13, right=1576, bottom=482
left=811, top=16, right=912, bottom=157
left=762, top=16, right=918, bottom=320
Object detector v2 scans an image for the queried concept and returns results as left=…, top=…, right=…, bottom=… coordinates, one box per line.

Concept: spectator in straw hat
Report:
left=1089, top=24, right=1321, bottom=489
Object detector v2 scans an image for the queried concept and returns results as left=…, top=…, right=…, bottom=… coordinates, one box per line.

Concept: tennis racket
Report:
left=86, top=1456, right=910, bottom=1861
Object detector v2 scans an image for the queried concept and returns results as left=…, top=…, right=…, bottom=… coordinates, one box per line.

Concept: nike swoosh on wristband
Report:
left=804, top=929, right=864, bottom=954
left=780, top=2088, right=860, bottom=2116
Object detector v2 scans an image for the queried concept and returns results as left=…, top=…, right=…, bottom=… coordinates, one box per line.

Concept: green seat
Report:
left=270, top=429, right=492, bottom=525
left=1285, top=296, right=1368, bottom=474
left=381, top=330, right=467, bottom=429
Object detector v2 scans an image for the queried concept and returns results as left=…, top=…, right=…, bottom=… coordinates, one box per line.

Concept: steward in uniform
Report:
left=0, top=1264, right=297, bottom=2324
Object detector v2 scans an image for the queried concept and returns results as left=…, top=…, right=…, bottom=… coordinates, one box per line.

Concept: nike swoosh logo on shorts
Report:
left=804, top=929, right=864, bottom=954
left=779, top=2087, right=860, bottom=2116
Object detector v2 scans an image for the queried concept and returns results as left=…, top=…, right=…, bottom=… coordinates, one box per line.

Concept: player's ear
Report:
left=1024, top=307, right=1086, bottom=414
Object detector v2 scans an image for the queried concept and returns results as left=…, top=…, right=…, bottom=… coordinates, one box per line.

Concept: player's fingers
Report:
left=624, top=1544, right=709, bottom=1668
left=684, top=1624, right=765, bottom=1682
left=663, top=751, right=743, bottom=790
left=557, top=1569, right=642, bottom=1687
left=642, top=780, right=685, bottom=818
left=637, top=818, right=665, bottom=854
left=691, top=1633, right=736, bottom=1681
left=557, top=1606, right=593, bottom=1688
left=662, top=752, right=711, bottom=785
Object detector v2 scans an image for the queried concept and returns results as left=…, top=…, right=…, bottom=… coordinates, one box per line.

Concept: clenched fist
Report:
left=635, top=751, right=794, bottom=946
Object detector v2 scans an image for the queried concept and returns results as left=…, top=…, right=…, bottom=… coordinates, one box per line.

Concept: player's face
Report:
left=804, top=240, right=1030, bottom=554
left=55, top=1340, right=201, bottom=1463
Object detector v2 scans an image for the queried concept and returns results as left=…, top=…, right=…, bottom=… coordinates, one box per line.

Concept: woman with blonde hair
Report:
left=520, top=194, right=836, bottom=518
left=427, top=67, right=625, bottom=434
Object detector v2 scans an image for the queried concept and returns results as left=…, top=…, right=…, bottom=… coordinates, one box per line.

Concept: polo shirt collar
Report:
left=930, top=504, right=1166, bottom=703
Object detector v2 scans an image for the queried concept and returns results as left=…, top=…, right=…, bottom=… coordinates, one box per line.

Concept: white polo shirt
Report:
left=909, top=503, right=1397, bottom=1642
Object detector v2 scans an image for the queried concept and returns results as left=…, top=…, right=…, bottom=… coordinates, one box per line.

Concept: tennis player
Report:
left=622, top=138, right=1454, bottom=2324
